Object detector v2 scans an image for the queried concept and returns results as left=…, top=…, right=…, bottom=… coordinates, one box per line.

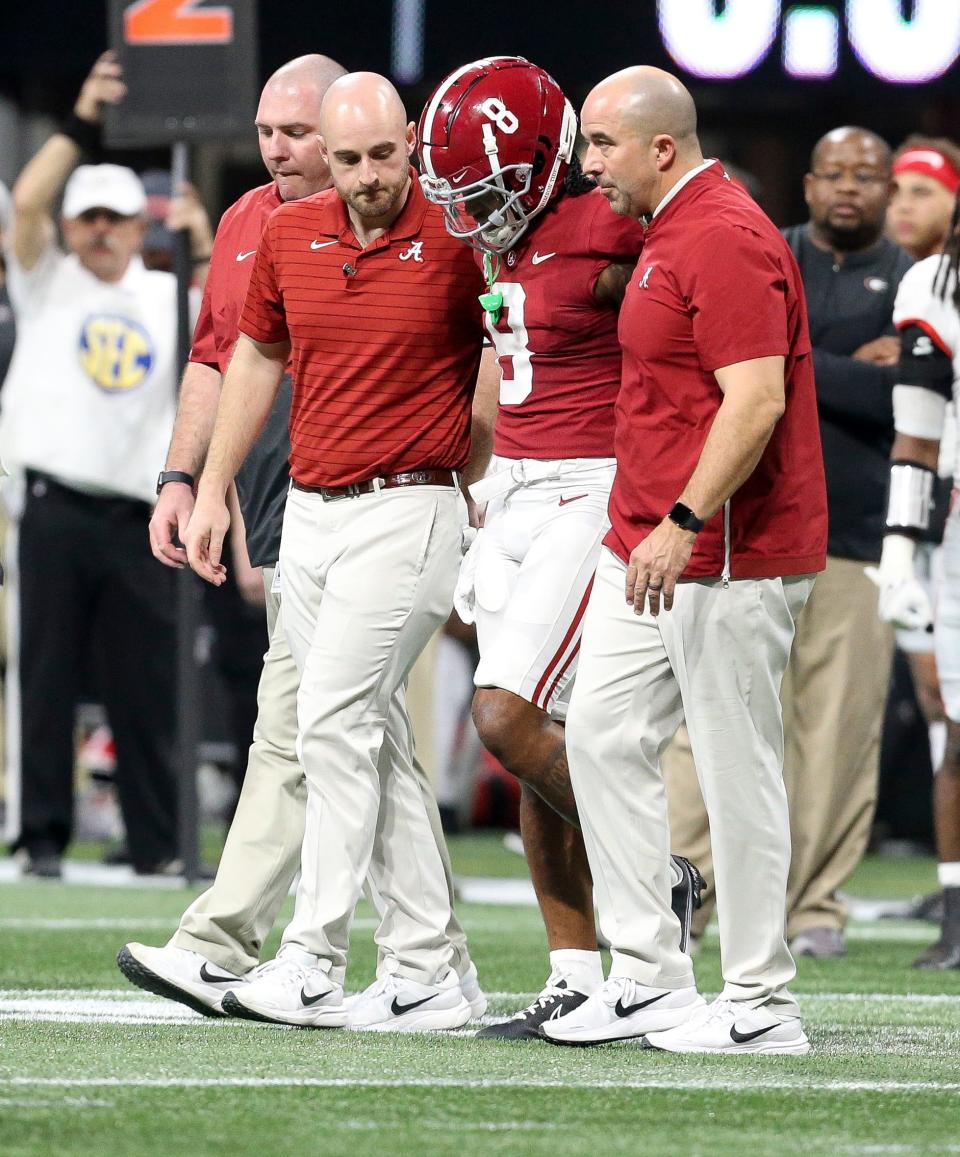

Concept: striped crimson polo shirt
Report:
left=239, top=172, right=486, bottom=488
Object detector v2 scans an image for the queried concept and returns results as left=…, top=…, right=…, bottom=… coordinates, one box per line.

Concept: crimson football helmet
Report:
left=418, top=56, right=577, bottom=255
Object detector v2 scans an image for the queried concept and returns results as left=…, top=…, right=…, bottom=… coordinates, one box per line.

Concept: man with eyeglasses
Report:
left=668, top=125, right=914, bottom=959
left=778, top=127, right=914, bottom=958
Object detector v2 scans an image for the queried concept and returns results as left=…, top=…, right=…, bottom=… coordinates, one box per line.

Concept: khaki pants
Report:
left=665, top=555, right=895, bottom=938
left=277, top=485, right=467, bottom=984
left=568, top=550, right=813, bottom=1014
left=175, top=563, right=469, bottom=977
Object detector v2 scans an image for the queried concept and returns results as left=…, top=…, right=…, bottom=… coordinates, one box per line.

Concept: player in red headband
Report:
left=889, top=136, right=960, bottom=261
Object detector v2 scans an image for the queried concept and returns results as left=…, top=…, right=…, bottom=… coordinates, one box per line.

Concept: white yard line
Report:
left=0, top=918, right=177, bottom=930
left=1, top=989, right=957, bottom=1028
left=1, top=1075, right=958, bottom=1093
left=1, top=985, right=953, bottom=1004
left=0, top=912, right=938, bottom=942
left=0, top=915, right=380, bottom=932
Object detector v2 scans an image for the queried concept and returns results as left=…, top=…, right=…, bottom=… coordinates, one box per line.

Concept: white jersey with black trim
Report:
left=892, top=254, right=960, bottom=481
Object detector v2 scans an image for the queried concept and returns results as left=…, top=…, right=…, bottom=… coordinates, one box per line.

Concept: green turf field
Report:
left=1, top=839, right=959, bottom=1156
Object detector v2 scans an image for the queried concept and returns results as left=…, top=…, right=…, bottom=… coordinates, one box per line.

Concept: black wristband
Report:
left=668, top=501, right=705, bottom=534
left=60, top=112, right=102, bottom=157
left=191, top=253, right=213, bottom=266
left=156, top=470, right=195, bottom=495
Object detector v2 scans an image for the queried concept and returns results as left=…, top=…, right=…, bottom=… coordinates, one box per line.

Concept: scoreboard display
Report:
left=365, top=0, right=960, bottom=97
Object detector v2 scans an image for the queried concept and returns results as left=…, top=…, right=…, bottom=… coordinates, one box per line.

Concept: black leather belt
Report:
left=291, top=469, right=457, bottom=501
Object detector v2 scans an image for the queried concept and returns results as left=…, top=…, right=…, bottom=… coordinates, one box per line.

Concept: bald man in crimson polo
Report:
left=118, top=56, right=482, bottom=1025
left=186, top=73, right=489, bottom=1032
left=542, top=67, right=827, bottom=1055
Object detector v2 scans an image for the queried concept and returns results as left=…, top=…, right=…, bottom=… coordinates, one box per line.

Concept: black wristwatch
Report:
left=668, top=501, right=705, bottom=534
left=156, top=470, right=195, bottom=494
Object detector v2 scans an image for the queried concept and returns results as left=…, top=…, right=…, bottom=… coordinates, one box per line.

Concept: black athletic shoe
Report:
left=670, top=854, right=705, bottom=953
left=902, top=893, right=948, bottom=920
left=476, top=978, right=590, bottom=1041
left=24, top=853, right=62, bottom=879
left=913, top=939, right=960, bottom=969
left=913, top=888, right=960, bottom=969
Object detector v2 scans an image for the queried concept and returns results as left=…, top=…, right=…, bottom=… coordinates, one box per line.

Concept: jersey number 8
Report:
left=485, top=282, right=533, bottom=405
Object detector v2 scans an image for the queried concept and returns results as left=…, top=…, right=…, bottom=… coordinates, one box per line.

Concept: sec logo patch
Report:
left=79, top=315, right=155, bottom=392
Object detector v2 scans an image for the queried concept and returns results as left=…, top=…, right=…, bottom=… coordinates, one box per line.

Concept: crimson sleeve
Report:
left=585, top=192, right=645, bottom=262
left=583, top=192, right=644, bottom=302
left=239, top=215, right=289, bottom=345
left=188, top=281, right=218, bottom=368
left=687, top=225, right=791, bottom=371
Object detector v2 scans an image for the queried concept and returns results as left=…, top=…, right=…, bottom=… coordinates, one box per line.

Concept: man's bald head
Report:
left=319, top=72, right=408, bottom=141
left=264, top=54, right=347, bottom=104
left=318, top=73, right=416, bottom=232
left=585, top=66, right=698, bottom=151
left=811, top=126, right=890, bottom=172
left=580, top=65, right=703, bottom=219
left=255, top=53, right=346, bottom=201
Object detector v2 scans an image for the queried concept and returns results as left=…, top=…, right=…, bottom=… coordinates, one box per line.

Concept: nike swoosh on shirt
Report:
left=390, top=994, right=437, bottom=1016
left=199, top=962, right=239, bottom=984
left=559, top=494, right=589, bottom=506
left=531, top=251, right=556, bottom=264
left=300, top=987, right=332, bottom=1007
left=310, top=239, right=338, bottom=250
left=730, top=1023, right=775, bottom=1044
left=235, top=250, right=257, bottom=262
left=614, top=992, right=669, bottom=1018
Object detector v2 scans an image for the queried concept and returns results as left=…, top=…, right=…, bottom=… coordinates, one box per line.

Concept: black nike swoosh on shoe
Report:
left=730, top=1023, right=775, bottom=1044
left=300, top=987, right=332, bottom=1007
left=199, top=962, right=239, bottom=984
left=390, top=994, right=437, bottom=1015
left=614, top=992, right=670, bottom=1018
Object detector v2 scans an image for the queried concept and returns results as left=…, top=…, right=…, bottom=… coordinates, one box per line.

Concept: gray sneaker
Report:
left=790, top=927, right=846, bottom=958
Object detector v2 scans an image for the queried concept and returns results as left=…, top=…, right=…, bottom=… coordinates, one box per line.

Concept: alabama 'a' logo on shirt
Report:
left=78, top=315, right=155, bottom=392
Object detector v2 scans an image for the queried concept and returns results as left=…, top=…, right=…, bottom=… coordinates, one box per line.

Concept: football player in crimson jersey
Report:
left=419, top=56, right=703, bottom=1039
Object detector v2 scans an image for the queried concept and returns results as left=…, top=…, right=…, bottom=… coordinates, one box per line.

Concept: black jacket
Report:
left=782, top=225, right=913, bottom=562
left=233, top=374, right=291, bottom=569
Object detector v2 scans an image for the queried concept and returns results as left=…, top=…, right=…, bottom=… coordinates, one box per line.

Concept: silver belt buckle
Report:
left=322, top=484, right=359, bottom=502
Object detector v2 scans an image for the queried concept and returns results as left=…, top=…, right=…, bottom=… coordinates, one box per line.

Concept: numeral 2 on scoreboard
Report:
left=124, top=0, right=233, bottom=45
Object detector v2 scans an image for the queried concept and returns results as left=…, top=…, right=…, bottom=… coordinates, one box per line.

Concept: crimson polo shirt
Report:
left=240, top=172, right=485, bottom=488
left=189, top=180, right=291, bottom=568
left=190, top=181, right=281, bottom=374
left=607, top=164, right=827, bottom=579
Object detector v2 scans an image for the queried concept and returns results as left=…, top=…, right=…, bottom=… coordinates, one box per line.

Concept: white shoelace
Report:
left=512, top=971, right=577, bottom=1020
left=359, top=977, right=393, bottom=1001
left=700, top=998, right=737, bottom=1025
left=249, top=958, right=308, bottom=988
left=514, top=986, right=567, bottom=1021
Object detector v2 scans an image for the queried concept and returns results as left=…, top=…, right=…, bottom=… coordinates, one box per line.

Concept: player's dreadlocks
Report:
left=564, top=151, right=597, bottom=198
left=934, top=191, right=960, bottom=311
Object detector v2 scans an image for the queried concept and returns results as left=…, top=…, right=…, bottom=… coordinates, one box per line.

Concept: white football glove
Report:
left=453, top=527, right=481, bottom=625
left=865, top=534, right=933, bottom=632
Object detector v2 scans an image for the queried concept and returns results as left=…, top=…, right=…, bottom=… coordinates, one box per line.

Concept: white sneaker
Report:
left=459, top=961, right=488, bottom=1018
left=644, top=997, right=811, bottom=1055
left=221, top=952, right=349, bottom=1028
left=540, top=976, right=705, bottom=1046
left=347, top=968, right=472, bottom=1032
left=117, top=942, right=247, bottom=1017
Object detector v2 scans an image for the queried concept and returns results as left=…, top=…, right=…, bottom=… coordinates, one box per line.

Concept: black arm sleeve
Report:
left=895, top=324, right=954, bottom=400
left=812, top=347, right=895, bottom=429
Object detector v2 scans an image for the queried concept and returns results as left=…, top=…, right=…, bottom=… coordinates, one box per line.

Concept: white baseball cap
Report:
left=62, top=164, right=146, bottom=219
